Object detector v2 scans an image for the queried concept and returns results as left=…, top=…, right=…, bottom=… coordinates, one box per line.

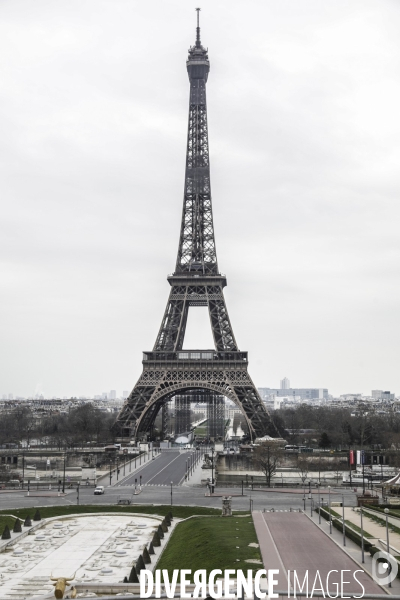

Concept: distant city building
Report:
left=259, top=387, right=328, bottom=401
left=280, top=377, right=290, bottom=390
left=372, top=390, right=395, bottom=401
left=122, top=391, right=130, bottom=399
left=108, top=390, right=116, bottom=400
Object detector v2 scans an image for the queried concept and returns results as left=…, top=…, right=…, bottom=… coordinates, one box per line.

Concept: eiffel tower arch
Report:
left=115, top=12, right=273, bottom=442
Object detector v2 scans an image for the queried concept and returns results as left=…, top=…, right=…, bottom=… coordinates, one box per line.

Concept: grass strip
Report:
left=157, top=516, right=261, bottom=579
left=0, top=504, right=235, bottom=525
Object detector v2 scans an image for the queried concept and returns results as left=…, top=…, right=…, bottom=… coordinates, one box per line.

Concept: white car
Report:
left=94, top=486, right=104, bottom=495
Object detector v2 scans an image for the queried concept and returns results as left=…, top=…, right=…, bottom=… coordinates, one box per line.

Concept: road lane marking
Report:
left=145, top=453, right=184, bottom=485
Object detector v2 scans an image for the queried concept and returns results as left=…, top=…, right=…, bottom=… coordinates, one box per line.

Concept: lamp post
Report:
left=211, top=448, right=215, bottom=494
left=384, top=508, right=391, bottom=587
left=77, top=482, right=80, bottom=506
left=362, top=451, right=366, bottom=495
left=170, top=481, right=173, bottom=506
left=241, top=480, right=244, bottom=496
left=360, top=508, right=365, bottom=563
left=328, top=486, right=332, bottom=534
left=318, top=484, right=321, bottom=524
left=342, top=495, right=346, bottom=546
left=62, top=453, right=66, bottom=493
left=308, top=491, right=312, bottom=516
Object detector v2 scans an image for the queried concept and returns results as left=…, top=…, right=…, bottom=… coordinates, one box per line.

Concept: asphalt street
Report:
left=0, top=484, right=358, bottom=513
left=114, top=450, right=196, bottom=487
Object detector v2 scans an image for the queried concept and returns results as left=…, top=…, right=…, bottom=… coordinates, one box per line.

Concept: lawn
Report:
left=0, top=504, right=253, bottom=538
left=0, top=514, right=17, bottom=535
left=157, top=515, right=261, bottom=579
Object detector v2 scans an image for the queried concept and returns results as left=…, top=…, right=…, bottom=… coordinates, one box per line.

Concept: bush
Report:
left=13, top=519, right=22, bottom=533
left=316, top=507, right=373, bottom=552
left=1, top=524, right=11, bottom=540
left=152, top=531, right=161, bottom=547
left=23, top=515, right=32, bottom=527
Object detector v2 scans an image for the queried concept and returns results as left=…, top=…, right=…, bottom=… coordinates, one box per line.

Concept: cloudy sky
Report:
left=1, top=0, right=399, bottom=398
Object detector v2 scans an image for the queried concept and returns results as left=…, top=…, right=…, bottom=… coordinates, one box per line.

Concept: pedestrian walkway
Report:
left=342, top=507, right=400, bottom=553
left=253, top=510, right=385, bottom=596
left=308, top=506, right=400, bottom=594
left=96, top=452, right=153, bottom=487
left=182, top=450, right=207, bottom=487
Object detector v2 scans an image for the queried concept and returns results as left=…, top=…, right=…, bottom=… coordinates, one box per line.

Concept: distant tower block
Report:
left=161, top=403, right=169, bottom=439
left=280, top=377, right=290, bottom=390
left=207, top=394, right=225, bottom=440
left=175, top=395, right=192, bottom=435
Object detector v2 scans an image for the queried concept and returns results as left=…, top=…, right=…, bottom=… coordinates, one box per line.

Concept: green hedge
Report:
left=316, top=507, right=373, bottom=552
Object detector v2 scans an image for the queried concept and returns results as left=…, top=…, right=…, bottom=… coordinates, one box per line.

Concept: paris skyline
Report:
left=1, top=0, right=399, bottom=398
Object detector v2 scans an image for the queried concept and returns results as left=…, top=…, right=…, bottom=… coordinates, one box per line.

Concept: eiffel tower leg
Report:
left=230, top=384, right=273, bottom=439
left=208, top=290, right=238, bottom=352
left=154, top=287, right=189, bottom=351
left=161, top=404, right=169, bottom=439
left=116, top=361, right=273, bottom=442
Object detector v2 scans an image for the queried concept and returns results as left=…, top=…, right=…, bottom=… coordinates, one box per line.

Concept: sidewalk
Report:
left=343, top=507, right=400, bottom=553
left=310, top=506, right=400, bottom=594
left=182, top=450, right=208, bottom=487
left=253, top=510, right=387, bottom=596
left=96, top=452, right=153, bottom=487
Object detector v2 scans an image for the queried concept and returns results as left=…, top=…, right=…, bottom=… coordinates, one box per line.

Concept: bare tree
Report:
left=297, top=455, right=310, bottom=485
left=253, top=443, right=283, bottom=487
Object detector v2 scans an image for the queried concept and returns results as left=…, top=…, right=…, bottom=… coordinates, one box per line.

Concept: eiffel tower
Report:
left=115, top=11, right=272, bottom=442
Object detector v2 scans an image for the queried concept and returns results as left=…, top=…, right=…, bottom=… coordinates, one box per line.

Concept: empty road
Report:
left=115, top=450, right=198, bottom=487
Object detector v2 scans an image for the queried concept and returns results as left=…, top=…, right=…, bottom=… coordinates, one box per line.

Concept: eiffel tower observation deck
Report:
left=115, top=11, right=273, bottom=442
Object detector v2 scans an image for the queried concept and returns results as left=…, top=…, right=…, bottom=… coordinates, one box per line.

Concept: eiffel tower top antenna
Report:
left=196, top=8, right=201, bottom=46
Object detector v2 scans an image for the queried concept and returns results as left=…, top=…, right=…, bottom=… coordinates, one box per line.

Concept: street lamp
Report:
left=360, top=508, right=365, bottom=563
left=170, top=481, right=173, bottom=506
left=328, top=486, right=332, bottom=534
left=317, top=484, right=321, bottom=524
left=62, top=453, right=66, bottom=493
left=241, top=480, right=244, bottom=496
left=211, top=448, right=215, bottom=494
left=342, top=495, right=346, bottom=546
left=384, top=508, right=391, bottom=588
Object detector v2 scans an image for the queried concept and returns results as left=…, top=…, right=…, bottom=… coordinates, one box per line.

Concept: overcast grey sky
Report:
left=1, top=0, right=399, bottom=398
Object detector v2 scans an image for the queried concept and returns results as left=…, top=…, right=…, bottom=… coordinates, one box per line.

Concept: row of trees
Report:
left=0, top=405, right=116, bottom=448
left=1, top=402, right=400, bottom=450
left=271, top=405, right=400, bottom=450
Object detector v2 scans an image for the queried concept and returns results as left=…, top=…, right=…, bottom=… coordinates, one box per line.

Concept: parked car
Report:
left=94, top=486, right=104, bottom=495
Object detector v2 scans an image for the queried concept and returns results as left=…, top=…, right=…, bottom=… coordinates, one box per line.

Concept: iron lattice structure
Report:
left=174, top=395, right=192, bottom=436
left=161, top=403, right=169, bottom=439
left=207, top=394, right=225, bottom=440
left=115, top=16, right=272, bottom=441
